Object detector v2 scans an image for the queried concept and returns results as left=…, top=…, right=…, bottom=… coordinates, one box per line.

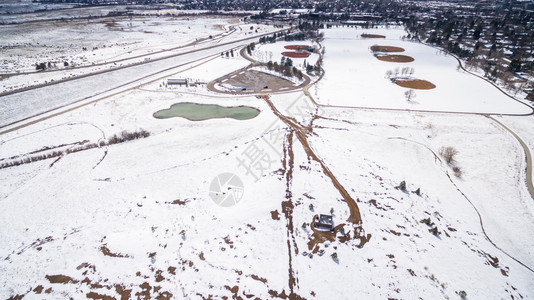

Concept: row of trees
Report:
left=0, top=129, right=150, bottom=170
left=245, top=42, right=256, bottom=56
left=259, top=31, right=287, bottom=44
left=259, top=28, right=321, bottom=45
left=385, top=67, right=415, bottom=78
left=35, top=61, right=70, bottom=71
left=220, top=49, right=235, bottom=58
left=266, top=60, right=304, bottom=80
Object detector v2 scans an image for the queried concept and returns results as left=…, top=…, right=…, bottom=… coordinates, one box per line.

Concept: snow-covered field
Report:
left=315, top=27, right=532, bottom=115
left=251, top=40, right=320, bottom=70
left=1, top=16, right=533, bottom=300
left=0, top=16, right=271, bottom=75
left=0, top=0, right=77, bottom=15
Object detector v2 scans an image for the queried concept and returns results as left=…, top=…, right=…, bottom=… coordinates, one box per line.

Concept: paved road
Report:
left=0, top=29, right=284, bottom=129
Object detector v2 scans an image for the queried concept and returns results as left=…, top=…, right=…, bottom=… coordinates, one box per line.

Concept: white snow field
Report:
left=1, top=17, right=534, bottom=300
left=251, top=40, right=320, bottom=70
left=315, top=27, right=532, bottom=115
left=0, top=19, right=283, bottom=128
left=0, top=17, right=273, bottom=75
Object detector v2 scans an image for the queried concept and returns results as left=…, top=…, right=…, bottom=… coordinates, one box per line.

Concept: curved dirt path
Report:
left=260, top=95, right=370, bottom=246
left=301, top=37, right=534, bottom=273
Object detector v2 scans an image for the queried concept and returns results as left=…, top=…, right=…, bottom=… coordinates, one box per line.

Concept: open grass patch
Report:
left=361, top=33, right=385, bottom=39
left=154, top=103, right=260, bottom=121
left=376, top=55, right=415, bottom=63
left=370, top=45, right=405, bottom=53
left=395, top=79, right=436, bottom=90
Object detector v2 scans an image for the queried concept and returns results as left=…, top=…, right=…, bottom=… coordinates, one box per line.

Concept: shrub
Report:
left=453, top=166, right=462, bottom=177
left=107, top=129, right=150, bottom=145
left=429, top=226, right=440, bottom=236
left=439, top=146, right=458, bottom=164
left=420, top=218, right=432, bottom=226
left=331, top=252, right=338, bottom=262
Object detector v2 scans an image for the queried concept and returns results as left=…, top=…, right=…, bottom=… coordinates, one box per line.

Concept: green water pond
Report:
left=153, top=102, right=260, bottom=121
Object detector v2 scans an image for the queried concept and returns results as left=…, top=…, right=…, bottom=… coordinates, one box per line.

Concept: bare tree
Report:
left=439, top=146, right=458, bottom=164
left=405, top=89, right=416, bottom=101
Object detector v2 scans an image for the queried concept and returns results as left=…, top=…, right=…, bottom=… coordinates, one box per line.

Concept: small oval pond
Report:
left=153, top=102, right=260, bottom=121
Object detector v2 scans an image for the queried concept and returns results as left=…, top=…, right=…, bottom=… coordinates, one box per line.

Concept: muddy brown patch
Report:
left=136, top=282, right=152, bottom=299
left=251, top=274, right=268, bottom=283
left=115, top=285, right=132, bottom=300
left=100, top=244, right=129, bottom=258
left=155, top=270, right=165, bottom=282
left=86, top=292, right=115, bottom=300
left=46, top=274, right=79, bottom=284
left=307, top=215, right=346, bottom=253
left=362, top=33, right=385, bottom=38
left=396, top=79, right=436, bottom=90
left=268, top=289, right=289, bottom=299
left=33, top=285, right=44, bottom=294
left=377, top=55, right=414, bottom=63
left=370, top=45, right=405, bottom=52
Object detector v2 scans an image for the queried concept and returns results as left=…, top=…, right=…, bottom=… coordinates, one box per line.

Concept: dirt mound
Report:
left=282, top=51, right=310, bottom=58
left=396, top=79, right=436, bottom=90
left=361, top=33, right=385, bottom=39
left=370, top=45, right=405, bottom=53
left=377, top=55, right=414, bottom=63
left=284, top=45, right=311, bottom=50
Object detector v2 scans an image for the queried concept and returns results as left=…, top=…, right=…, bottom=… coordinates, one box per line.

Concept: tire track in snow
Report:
left=280, top=130, right=303, bottom=299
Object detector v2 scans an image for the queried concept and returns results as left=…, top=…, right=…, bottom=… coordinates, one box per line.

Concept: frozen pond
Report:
left=153, top=102, right=260, bottom=121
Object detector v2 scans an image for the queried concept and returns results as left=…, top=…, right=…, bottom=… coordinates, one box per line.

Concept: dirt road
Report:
left=260, top=95, right=370, bottom=246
